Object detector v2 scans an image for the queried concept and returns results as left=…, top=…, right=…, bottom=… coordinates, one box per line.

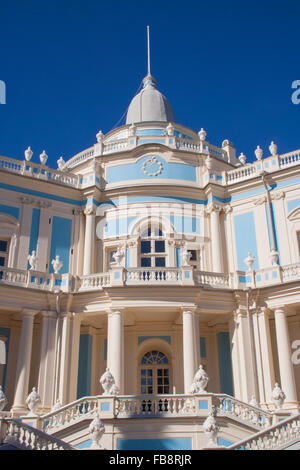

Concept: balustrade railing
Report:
left=42, top=396, right=99, bottom=433
left=39, top=393, right=272, bottom=436
left=0, top=418, right=75, bottom=450
left=215, top=394, right=272, bottom=429
left=126, top=267, right=182, bottom=284
left=279, top=150, right=300, bottom=169
left=226, top=164, right=259, bottom=184
left=78, top=272, right=111, bottom=290
left=227, top=413, right=300, bottom=450
left=0, top=155, right=80, bottom=188
left=194, top=270, right=230, bottom=288
left=2, top=262, right=300, bottom=292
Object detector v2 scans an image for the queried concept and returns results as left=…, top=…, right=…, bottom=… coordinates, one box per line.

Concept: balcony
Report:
left=1, top=263, right=300, bottom=293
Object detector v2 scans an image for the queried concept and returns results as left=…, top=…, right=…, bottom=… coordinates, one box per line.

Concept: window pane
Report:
left=109, top=250, right=117, bottom=262
left=155, top=241, right=165, bottom=253
left=0, top=241, right=8, bottom=252
left=0, top=257, right=5, bottom=266
left=188, top=250, right=197, bottom=261
left=141, top=241, right=151, bottom=253
left=141, top=257, right=151, bottom=267
left=155, top=257, right=165, bottom=267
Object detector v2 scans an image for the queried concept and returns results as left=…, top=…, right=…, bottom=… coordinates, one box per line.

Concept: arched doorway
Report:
left=140, top=350, right=170, bottom=394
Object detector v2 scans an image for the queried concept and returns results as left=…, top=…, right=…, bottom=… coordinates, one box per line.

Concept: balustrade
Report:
left=0, top=418, right=75, bottom=450
left=228, top=414, right=300, bottom=450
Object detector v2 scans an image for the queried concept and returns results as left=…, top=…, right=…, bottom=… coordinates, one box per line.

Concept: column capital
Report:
left=106, top=308, right=124, bottom=317
left=40, top=310, right=58, bottom=319
left=84, top=205, right=96, bottom=216
left=273, top=307, right=288, bottom=316
left=22, top=309, right=39, bottom=318
left=256, top=306, right=272, bottom=318
left=206, top=203, right=223, bottom=215
left=181, top=307, right=197, bottom=316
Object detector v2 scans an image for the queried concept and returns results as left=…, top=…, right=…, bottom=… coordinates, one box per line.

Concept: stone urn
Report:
left=96, top=130, right=104, bottom=143
left=244, top=251, right=255, bottom=271
left=39, top=150, right=48, bottom=165
left=272, top=383, right=286, bottom=409
left=26, top=387, right=41, bottom=415
left=0, top=386, right=8, bottom=412
left=57, top=156, right=65, bottom=171
left=239, top=152, right=247, bottom=165
left=27, top=250, right=38, bottom=270
left=89, top=414, right=105, bottom=449
left=166, top=122, right=174, bottom=136
left=255, top=145, right=263, bottom=160
left=198, top=128, right=207, bottom=141
left=128, top=123, right=136, bottom=137
left=270, top=249, right=279, bottom=265
left=24, top=146, right=33, bottom=162
left=51, top=255, right=63, bottom=274
left=100, top=368, right=120, bottom=395
left=190, top=365, right=209, bottom=394
left=203, top=406, right=219, bottom=447
left=269, top=141, right=277, bottom=156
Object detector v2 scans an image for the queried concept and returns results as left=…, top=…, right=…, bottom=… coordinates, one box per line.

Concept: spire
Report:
left=143, top=25, right=157, bottom=89
left=147, top=25, right=151, bottom=76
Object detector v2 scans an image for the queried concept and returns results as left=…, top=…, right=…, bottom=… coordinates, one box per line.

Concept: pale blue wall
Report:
left=28, top=208, right=40, bottom=269
left=0, top=204, right=19, bottom=219
left=77, top=334, right=93, bottom=399
left=117, top=438, right=192, bottom=450
left=217, top=332, right=234, bottom=396
left=106, top=156, right=197, bottom=184
left=49, top=216, right=72, bottom=274
left=234, top=212, right=259, bottom=271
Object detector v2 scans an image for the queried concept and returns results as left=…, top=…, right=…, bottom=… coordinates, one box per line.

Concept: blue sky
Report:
left=0, top=0, right=300, bottom=168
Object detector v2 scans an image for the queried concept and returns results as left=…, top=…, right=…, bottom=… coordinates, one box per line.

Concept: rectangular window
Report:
left=155, top=241, right=165, bottom=253
left=0, top=239, right=9, bottom=267
left=155, top=257, right=165, bottom=267
left=0, top=240, right=8, bottom=252
left=141, top=241, right=151, bottom=254
left=141, top=257, right=151, bottom=267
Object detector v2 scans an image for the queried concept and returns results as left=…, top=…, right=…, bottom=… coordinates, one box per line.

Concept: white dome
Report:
left=126, top=75, right=175, bottom=124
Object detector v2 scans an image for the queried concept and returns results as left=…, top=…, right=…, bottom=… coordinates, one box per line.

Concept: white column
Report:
left=235, top=311, right=257, bottom=402
left=274, top=308, right=298, bottom=406
left=229, top=316, right=242, bottom=399
left=253, top=309, right=275, bottom=406
left=12, top=310, right=37, bottom=413
left=107, top=310, right=124, bottom=393
left=83, top=206, right=96, bottom=275
left=57, top=313, right=81, bottom=405
left=37, top=311, right=57, bottom=412
left=209, top=205, right=223, bottom=272
left=182, top=310, right=197, bottom=393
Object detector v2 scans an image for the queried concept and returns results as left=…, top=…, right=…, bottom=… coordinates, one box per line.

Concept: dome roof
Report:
left=126, top=74, right=175, bottom=124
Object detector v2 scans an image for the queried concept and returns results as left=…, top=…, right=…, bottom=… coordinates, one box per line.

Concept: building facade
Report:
left=0, top=71, right=300, bottom=450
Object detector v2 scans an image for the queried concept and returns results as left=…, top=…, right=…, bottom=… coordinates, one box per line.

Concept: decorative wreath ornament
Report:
left=142, top=157, right=163, bottom=177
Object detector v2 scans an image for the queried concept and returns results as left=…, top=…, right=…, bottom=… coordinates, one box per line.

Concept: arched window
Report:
left=140, top=350, right=170, bottom=394
left=140, top=224, right=166, bottom=268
